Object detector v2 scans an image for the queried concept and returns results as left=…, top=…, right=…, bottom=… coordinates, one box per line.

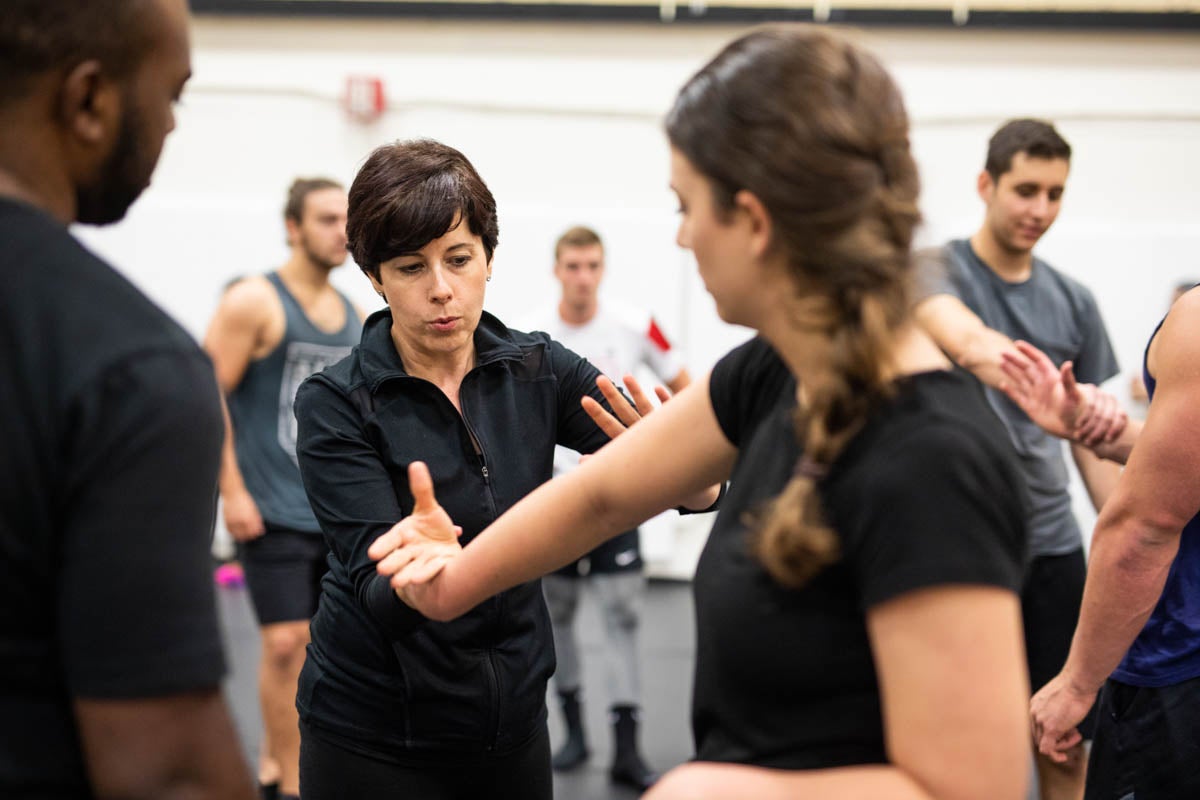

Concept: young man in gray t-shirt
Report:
left=915, top=119, right=1124, bottom=800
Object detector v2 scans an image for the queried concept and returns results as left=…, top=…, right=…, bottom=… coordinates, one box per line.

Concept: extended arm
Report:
left=1031, top=292, right=1200, bottom=759
left=373, top=375, right=736, bottom=619
left=914, top=295, right=1021, bottom=389
left=583, top=373, right=721, bottom=511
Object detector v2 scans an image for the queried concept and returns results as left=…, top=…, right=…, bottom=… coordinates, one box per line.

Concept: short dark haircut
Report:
left=554, top=226, right=603, bottom=260
left=284, top=177, right=343, bottom=223
left=347, top=139, right=499, bottom=280
left=0, top=0, right=153, bottom=106
left=985, top=119, right=1072, bottom=179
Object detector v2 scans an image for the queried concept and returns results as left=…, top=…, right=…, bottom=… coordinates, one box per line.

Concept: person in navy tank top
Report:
left=1005, top=286, right=1200, bottom=799
left=203, top=178, right=363, bottom=800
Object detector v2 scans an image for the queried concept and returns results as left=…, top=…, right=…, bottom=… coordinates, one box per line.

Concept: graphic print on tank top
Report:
left=277, top=341, right=354, bottom=465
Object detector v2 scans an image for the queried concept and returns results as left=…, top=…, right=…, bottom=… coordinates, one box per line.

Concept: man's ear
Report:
left=733, top=189, right=774, bottom=261
left=57, top=60, right=121, bottom=149
left=284, top=217, right=301, bottom=248
left=976, top=169, right=995, bottom=204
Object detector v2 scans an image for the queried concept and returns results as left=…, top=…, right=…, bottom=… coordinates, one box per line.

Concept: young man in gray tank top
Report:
left=913, top=120, right=1126, bottom=800
left=204, top=178, right=363, bottom=800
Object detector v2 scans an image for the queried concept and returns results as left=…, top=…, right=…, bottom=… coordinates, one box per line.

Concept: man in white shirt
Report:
left=521, top=226, right=689, bottom=791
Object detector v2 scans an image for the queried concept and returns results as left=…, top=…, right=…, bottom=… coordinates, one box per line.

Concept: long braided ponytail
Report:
left=667, top=25, right=921, bottom=587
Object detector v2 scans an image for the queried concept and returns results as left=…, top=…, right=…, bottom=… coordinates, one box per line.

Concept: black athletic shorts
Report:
left=1086, top=673, right=1200, bottom=799
left=1022, top=547, right=1098, bottom=738
left=553, top=528, right=642, bottom=578
left=240, top=525, right=328, bottom=626
left=299, top=721, right=552, bottom=800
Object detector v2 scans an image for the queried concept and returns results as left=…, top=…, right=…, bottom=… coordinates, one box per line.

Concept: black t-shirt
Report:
left=0, top=198, right=227, bottom=796
left=692, top=337, right=1028, bottom=770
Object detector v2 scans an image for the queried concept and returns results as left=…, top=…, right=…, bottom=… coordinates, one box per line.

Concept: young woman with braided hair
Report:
left=371, top=25, right=1032, bottom=799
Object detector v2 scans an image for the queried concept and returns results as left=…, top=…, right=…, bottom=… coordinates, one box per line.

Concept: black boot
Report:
left=551, top=689, right=589, bottom=771
left=609, top=705, right=657, bottom=790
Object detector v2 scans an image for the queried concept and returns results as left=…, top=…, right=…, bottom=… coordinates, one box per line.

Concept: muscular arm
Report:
left=202, top=279, right=277, bottom=541
left=75, top=692, right=255, bottom=800
left=914, top=295, right=1016, bottom=389
left=1058, top=293, right=1200, bottom=695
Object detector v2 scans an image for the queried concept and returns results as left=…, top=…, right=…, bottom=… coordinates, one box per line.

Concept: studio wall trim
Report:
left=190, top=0, right=1200, bottom=29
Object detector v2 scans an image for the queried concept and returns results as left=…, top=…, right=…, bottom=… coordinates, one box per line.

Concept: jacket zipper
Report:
left=459, top=375, right=503, bottom=749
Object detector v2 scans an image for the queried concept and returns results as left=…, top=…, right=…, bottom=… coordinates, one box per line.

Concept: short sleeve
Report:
left=709, top=337, right=793, bottom=447
left=839, top=425, right=1027, bottom=609
left=912, top=245, right=961, bottom=305
left=59, top=350, right=227, bottom=697
left=1068, top=286, right=1120, bottom=386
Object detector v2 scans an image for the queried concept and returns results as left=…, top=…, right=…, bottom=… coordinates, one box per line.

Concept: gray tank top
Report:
left=228, top=272, right=360, bottom=532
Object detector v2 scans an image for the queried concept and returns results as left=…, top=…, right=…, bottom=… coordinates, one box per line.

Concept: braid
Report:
left=754, top=292, right=899, bottom=588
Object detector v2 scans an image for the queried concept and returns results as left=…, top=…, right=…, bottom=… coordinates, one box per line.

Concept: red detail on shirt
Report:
left=647, top=318, right=672, bottom=353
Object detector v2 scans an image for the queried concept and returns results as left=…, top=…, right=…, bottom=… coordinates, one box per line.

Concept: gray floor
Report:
left=217, top=577, right=697, bottom=800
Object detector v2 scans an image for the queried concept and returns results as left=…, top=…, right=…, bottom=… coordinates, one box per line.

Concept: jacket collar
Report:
left=357, top=308, right=524, bottom=389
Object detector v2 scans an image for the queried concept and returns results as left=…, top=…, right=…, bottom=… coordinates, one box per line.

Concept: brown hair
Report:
left=667, top=25, right=920, bottom=588
left=985, top=119, right=1071, bottom=180
left=284, top=177, right=343, bottom=224
left=347, top=139, right=499, bottom=280
left=554, top=225, right=603, bottom=260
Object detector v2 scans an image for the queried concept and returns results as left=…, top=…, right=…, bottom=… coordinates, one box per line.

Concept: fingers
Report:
left=1075, top=389, right=1109, bottom=445
left=408, top=461, right=440, bottom=515
left=392, top=551, right=454, bottom=589
left=1014, top=340, right=1058, bottom=376
left=1037, top=727, right=1082, bottom=763
left=654, top=385, right=672, bottom=405
left=596, top=375, right=641, bottom=427
left=1075, top=388, right=1124, bottom=447
left=368, top=520, right=404, bottom=561
left=374, top=537, right=420, bottom=577
left=581, top=395, right=626, bottom=440
left=621, top=374, right=656, bottom=418
left=1060, top=361, right=1080, bottom=398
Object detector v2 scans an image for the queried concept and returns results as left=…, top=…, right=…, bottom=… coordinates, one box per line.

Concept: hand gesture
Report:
left=223, top=488, right=265, bottom=542
left=999, top=341, right=1126, bottom=445
left=583, top=373, right=672, bottom=440
left=367, top=462, right=462, bottom=607
left=1029, top=671, right=1097, bottom=764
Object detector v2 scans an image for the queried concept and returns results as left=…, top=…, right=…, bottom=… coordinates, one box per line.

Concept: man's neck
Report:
left=969, top=229, right=1034, bottom=283
left=277, top=253, right=333, bottom=296
left=558, top=298, right=597, bottom=326
left=0, top=160, right=74, bottom=225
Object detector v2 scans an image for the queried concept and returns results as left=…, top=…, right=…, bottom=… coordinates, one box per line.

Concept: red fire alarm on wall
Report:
left=343, top=75, right=386, bottom=123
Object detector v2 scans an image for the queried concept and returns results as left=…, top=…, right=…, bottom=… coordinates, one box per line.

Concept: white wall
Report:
left=75, top=17, right=1200, bottom=571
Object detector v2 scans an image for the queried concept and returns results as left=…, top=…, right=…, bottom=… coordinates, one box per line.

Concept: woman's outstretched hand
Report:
left=581, top=373, right=671, bottom=439
left=368, top=461, right=462, bottom=610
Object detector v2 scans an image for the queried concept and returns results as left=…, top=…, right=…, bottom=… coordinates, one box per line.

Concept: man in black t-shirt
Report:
left=0, top=2, right=255, bottom=798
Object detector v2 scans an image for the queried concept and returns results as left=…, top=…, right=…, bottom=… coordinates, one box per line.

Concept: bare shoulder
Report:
left=1151, top=288, right=1200, bottom=379
left=217, top=275, right=280, bottom=324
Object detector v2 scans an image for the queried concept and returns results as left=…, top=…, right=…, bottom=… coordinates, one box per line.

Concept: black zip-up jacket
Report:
left=293, top=309, right=613, bottom=757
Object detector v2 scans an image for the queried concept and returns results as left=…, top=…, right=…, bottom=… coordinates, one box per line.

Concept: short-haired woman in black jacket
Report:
left=293, top=139, right=716, bottom=799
